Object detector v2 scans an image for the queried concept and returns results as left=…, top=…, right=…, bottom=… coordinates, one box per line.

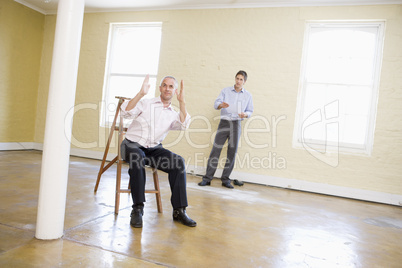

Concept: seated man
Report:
left=120, top=75, right=196, bottom=228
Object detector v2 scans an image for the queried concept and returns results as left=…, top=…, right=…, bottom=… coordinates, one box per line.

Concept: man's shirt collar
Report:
left=231, top=86, right=244, bottom=93
left=155, top=96, right=173, bottom=110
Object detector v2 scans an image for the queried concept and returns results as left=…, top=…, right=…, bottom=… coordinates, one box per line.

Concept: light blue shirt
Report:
left=214, top=86, right=254, bottom=121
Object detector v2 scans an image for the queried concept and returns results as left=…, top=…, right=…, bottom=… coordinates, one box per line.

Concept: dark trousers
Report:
left=202, top=119, right=241, bottom=183
left=121, top=139, right=188, bottom=209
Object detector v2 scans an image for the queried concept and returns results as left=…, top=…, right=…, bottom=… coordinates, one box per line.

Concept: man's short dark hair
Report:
left=236, top=70, right=247, bottom=81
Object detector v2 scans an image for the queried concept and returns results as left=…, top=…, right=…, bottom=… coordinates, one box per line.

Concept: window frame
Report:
left=293, top=20, right=386, bottom=156
left=100, top=22, right=163, bottom=128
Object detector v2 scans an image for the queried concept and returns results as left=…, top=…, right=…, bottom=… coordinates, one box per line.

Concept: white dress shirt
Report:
left=120, top=96, right=190, bottom=148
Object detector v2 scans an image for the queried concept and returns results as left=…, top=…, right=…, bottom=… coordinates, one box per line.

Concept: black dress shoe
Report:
left=233, top=179, right=244, bottom=186
left=173, top=208, right=197, bottom=227
left=130, top=206, right=143, bottom=228
left=222, top=181, right=234, bottom=189
left=198, top=180, right=211, bottom=186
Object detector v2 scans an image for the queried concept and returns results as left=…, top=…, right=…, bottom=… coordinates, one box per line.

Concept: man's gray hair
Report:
left=160, top=75, right=178, bottom=89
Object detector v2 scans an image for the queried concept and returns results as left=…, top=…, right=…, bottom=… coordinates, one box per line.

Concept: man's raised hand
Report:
left=176, top=80, right=185, bottom=103
left=140, top=75, right=151, bottom=96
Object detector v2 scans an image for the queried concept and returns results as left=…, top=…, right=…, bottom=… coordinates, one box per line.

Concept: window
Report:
left=101, top=22, right=162, bottom=127
left=293, top=21, right=385, bottom=156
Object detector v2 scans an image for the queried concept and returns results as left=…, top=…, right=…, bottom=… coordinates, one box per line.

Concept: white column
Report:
left=35, top=0, right=85, bottom=240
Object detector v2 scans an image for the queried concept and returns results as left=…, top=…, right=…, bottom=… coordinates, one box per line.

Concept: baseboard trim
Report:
left=70, top=147, right=117, bottom=162
left=0, top=142, right=36, bottom=150
left=2, top=142, right=401, bottom=206
left=0, top=142, right=116, bottom=162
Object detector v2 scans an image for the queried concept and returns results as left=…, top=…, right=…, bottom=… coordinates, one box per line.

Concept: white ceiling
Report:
left=14, top=0, right=402, bottom=15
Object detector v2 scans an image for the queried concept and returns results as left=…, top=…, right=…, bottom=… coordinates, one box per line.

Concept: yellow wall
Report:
left=0, top=0, right=44, bottom=142
left=16, top=4, right=402, bottom=197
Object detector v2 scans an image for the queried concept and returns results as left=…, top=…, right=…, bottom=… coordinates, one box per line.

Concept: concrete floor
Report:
left=0, top=150, right=402, bottom=267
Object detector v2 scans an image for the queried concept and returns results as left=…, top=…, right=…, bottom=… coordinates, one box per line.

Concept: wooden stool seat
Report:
left=94, top=96, right=163, bottom=215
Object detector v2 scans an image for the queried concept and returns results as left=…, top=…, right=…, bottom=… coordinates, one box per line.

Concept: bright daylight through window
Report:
left=294, top=21, right=385, bottom=155
left=101, top=22, right=162, bottom=127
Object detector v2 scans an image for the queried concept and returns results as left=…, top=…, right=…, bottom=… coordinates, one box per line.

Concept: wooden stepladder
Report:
left=94, top=96, right=163, bottom=214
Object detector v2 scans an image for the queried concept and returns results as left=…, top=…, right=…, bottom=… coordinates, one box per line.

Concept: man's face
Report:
left=235, top=74, right=246, bottom=88
left=159, top=78, right=176, bottom=102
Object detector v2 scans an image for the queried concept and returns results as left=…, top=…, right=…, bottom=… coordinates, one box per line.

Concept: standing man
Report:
left=121, top=75, right=196, bottom=228
left=198, top=70, right=253, bottom=189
